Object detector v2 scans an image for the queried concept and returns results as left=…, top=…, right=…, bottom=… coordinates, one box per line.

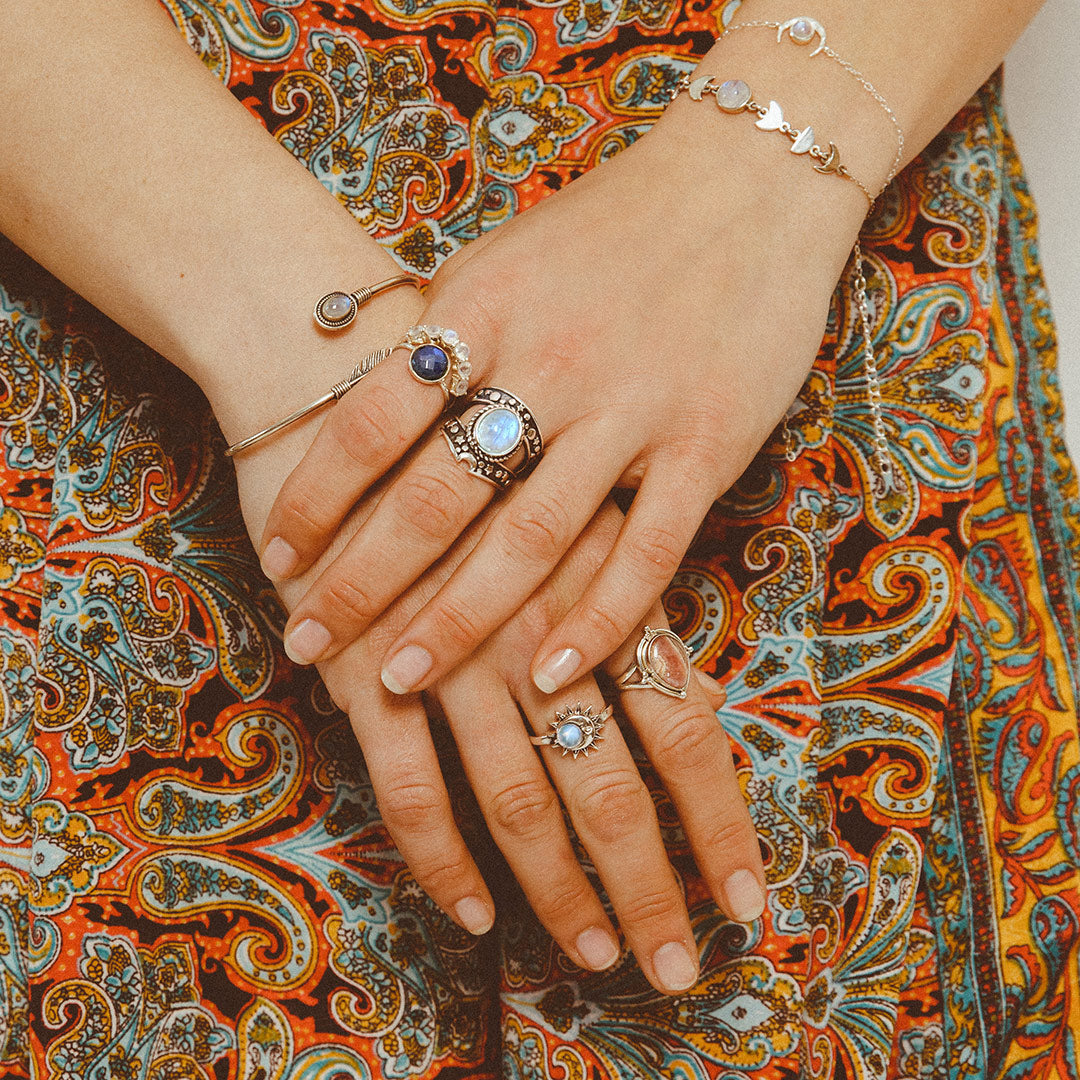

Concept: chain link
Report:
left=852, top=237, right=892, bottom=479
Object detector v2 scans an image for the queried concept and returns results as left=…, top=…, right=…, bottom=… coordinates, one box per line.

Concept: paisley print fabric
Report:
left=5, top=0, right=1079, bottom=1075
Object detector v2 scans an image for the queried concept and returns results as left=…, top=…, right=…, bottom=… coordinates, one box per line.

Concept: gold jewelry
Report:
left=313, top=274, right=421, bottom=330
left=224, top=346, right=392, bottom=457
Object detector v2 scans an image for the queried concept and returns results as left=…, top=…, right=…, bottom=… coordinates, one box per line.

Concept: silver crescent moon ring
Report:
left=777, top=17, right=827, bottom=57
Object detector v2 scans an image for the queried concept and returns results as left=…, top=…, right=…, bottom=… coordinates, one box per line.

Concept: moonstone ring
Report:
left=442, top=387, right=543, bottom=488
left=616, top=626, right=693, bottom=698
left=530, top=703, right=611, bottom=758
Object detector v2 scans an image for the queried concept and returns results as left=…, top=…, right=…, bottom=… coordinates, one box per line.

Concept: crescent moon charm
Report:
left=813, top=142, right=841, bottom=174
left=688, top=75, right=713, bottom=101
left=777, top=17, right=827, bottom=57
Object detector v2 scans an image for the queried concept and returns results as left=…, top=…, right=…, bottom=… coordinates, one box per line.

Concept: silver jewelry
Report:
left=395, top=325, right=472, bottom=402
left=674, top=75, right=875, bottom=207
left=225, top=346, right=393, bottom=457
left=852, top=238, right=893, bottom=484
left=313, top=274, right=421, bottom=330
left=720, top=18, right=906, bottom=198
left=616, top=626, right=693, bottom=699
left=442, top=387, right=543, bottom=489
left=531, top=703, right=611, bottom=758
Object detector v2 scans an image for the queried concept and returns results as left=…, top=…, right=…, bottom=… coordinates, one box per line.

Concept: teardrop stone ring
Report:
left=616, top=626, right=693, bottom=698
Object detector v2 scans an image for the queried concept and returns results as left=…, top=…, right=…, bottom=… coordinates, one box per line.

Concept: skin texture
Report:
left=0, top=0, right=1042, bottom=994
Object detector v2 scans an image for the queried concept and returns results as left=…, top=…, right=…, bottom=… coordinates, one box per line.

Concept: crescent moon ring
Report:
left=688, top=75, right=714, bottom=101
left=777, top=17, right=827, bottom=57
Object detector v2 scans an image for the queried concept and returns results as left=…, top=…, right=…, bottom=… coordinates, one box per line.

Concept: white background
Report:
left=1005, top=0, right=1080, bottom=458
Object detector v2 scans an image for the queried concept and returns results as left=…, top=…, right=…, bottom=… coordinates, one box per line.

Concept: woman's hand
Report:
left=235, top=428, right=764, bottom=995
left=260, top=101, right=866, bottom=696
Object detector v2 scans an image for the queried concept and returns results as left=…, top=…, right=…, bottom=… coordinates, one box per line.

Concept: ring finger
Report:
left=513, top=673, right=701, bottom=995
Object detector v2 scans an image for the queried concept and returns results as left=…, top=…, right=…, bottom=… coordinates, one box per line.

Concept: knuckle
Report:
left=413, top=855, right=474, bottom=898
left=627, top=524, right=685, bottom=584
left=572, top=770, right=651, bottom=845
left=429, top=595, right=485, bottom=650
left=500, top=494, right=573, bottom=567
left=536, top=877, right=599, bottom=924
left=275, top=486, right=330, bottom=546
left=320, top=573, right=378, bottom=627
left=579, top=601, right=628, bottom=647
left=487, top=777, right=559, bottom=840
left=618, top=885, right=685, bottom=929
left=333, top=385, right=404, bottom=468
left=651, top=703, right=722, bottom=776
left=394, top=469, right=467, bottom=543
left=378, top=780, right=447, bottom=834
left=702, top=815, right=758, bottom=857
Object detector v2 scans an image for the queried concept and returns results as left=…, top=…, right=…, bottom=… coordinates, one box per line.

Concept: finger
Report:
left=349, top=684, right=495, bottom=936
left=378, top=421, right=630, bottom=693
left=519, top=674, right=700, bottom=996
left=259, top=322, right=494, bottom=582
left=530, top=461, right=718, bottom=694
left=607, top=617, right=765, bottom=924
left=280, top=437, right=494, bottom=665
left=436, top=667, right=621, bottom=972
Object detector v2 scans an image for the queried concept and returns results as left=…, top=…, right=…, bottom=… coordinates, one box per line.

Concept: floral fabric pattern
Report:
left=3, top=0, right=1078, bottom=1076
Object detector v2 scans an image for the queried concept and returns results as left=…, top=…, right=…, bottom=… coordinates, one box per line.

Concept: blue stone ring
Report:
left=442, top=387, right=544, bottom=489
left=397, top=325, right=472, bottom=402
left=530, top=703, right=611, bottom=759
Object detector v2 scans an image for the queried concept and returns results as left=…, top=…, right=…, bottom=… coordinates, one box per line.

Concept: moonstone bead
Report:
left=474, top=407, right=522, bottom=457
left=318, top=292, right=355, bottom=324
left=410, top=344, right=450, bottom=382
left=790, top=18, right=815, bottom=43
left=715, top=79, right=751, bottom=113
left=555, top=722, right=584, bottom=750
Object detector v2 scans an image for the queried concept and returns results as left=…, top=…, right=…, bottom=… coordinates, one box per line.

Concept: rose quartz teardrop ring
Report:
left=616, top=626, right=693, bottom=699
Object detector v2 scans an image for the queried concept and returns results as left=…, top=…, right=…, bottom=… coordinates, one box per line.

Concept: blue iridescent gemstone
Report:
left=410, top=344, right=450, bottom=383
left=555, top=722, right=584, bottom=750
left=473, top=407, right=522, bottom=457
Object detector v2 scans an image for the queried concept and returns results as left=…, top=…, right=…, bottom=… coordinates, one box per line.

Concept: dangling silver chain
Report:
left=852, top=237, right=891, bottom=479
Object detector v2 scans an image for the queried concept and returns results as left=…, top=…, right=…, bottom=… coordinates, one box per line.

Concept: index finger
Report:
left=259, top=320, right=493, bottom=581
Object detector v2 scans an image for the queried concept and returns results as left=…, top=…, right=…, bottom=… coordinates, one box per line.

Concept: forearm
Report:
left=0, top=1, right=418, bottom=439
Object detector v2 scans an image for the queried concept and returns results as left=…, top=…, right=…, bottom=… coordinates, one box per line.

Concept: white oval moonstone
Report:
left=715, top=79, right=751, bottom=113
left=473, top=407, right=522, bottom=457
left=791, top=18, right=814, bottom=42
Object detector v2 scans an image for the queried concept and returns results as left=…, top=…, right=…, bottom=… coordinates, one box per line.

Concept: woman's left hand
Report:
left=260, top=97, right=865, bottom=694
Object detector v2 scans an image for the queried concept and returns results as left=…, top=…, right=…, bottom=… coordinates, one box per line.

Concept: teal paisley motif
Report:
left=834, top=255, right=985, bottom=538
left=273, top=33, right=468, bottom=232
left=29, top=800, right=126, bottom=914
left=161, top=0, right=301, bottom=82
left=41, top=936, right=233, bottom=1080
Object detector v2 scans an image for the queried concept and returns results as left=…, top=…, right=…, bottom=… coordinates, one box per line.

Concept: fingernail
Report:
left=651, top=941, right=698, bottom=994
left=455, top=896, right=493, bottom=936
left=284, top=618, right=332, bottom=665
left=723, top=869, right=766, bottom=923
left=261, top=536, right=298, bottom=580
left=575, top=927, right=620, bottom=971
left=533, top=647, right=582, bottom=694
left=381, top=644, right=434, bottom=695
